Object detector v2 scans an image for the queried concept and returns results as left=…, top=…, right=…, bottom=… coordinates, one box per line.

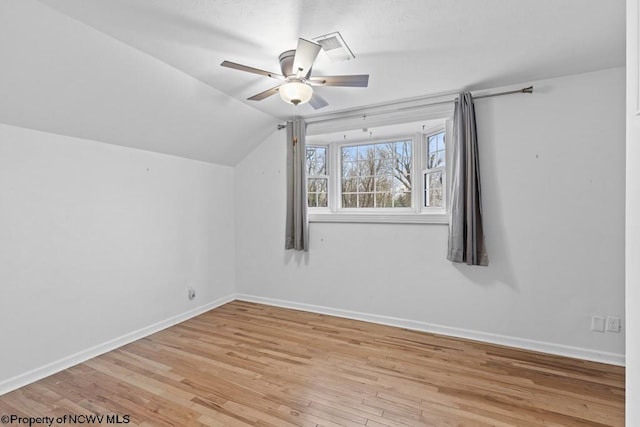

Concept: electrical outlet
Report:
left=591, top=316, right=605, bottom=332
left=606, top=316, right=621, bottom=333
left=188, top=288, right=196, bottom=300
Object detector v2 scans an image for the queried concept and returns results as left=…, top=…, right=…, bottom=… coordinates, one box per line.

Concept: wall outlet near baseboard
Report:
left=188, top=288, right=196, bottom=300
left=606, top=316, right=621, bottom=333
left=591, top=316, right=605, bottom=332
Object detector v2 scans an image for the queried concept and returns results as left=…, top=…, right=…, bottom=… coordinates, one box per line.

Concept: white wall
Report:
left=0, top=123, right=236, bottom=393
left=235, top=67, right=626, bottom=363
left=627, top=0, right=640, bottom=423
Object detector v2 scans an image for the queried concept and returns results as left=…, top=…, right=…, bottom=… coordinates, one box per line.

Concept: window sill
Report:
left=308, top=211, right=449, bottom=224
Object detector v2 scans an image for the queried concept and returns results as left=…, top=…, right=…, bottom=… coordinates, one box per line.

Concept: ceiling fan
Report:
left=221, top=38, right=369, bottom=109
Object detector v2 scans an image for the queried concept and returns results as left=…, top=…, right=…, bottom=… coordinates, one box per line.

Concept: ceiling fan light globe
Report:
left=279, top=82, right=313, bottom=106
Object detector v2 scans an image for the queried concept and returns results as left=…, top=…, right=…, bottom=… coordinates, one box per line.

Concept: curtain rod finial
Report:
left=522, top=86, right=533, bottom=94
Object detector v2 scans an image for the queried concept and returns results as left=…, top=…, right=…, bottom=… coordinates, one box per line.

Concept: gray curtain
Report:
left=285, top=119, right=309, bottom=251
left=447, top=92, right=488, bottom=266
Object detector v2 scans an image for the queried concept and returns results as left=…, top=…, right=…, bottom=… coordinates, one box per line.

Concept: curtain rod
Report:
left=399, top=86, right=533, bottom=110
left=277, top=86, right=533, bottom=130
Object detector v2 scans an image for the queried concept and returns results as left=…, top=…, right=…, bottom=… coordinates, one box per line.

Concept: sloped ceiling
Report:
left=0, top=0, right=625, bottom=165
left=0, top=0, right=277, bottom=165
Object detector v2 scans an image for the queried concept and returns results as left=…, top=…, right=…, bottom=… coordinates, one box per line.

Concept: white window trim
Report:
left=308, top=211, right=449, bottom=224
left=307, top=124, right=450, bottom=225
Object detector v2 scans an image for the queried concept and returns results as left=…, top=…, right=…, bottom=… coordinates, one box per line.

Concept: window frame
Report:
left=307, top=125, right=449, bottom=224
left=335, top=136, right=415, bottom=212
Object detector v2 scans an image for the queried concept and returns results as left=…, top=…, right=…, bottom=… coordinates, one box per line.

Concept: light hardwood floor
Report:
left=0, top=301, right=625, bottom=426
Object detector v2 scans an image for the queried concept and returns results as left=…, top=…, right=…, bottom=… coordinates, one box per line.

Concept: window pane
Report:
left=308, top=178, right=327, bottom=194
left=342, top=177, right=357, bottom=192
left=358, top=193, right=375, bottom=208
left=355, top=160, right=374, bottom=176
left=357, top=144, right=375, bottom=161
left=316, top=155, right=326, bottom=175
left=377, top=159, right=395, bottom=174
left=425, top=171, right=444, bottom=208
left=392, top=176, right=411, bottom=193
left=342, top=146, right=357, bottom=162
left=307, top=174, right=328, bottom=208
left=393, top=162, right=411, bottom=189
left=315, top=178, right=328, bottom=192
left=342, top=161, right=357, bottom=177
left=375, top=174, right=393, bottom=192
left=428, top=149, right=445, bottom=169
left=394, top=192, right=412, bottom=208
left=427, top=132, right=446, bottom=170
left=397, top=141, right=412, bottom=159
left=431, top=190, right=443, bottom=206
left=359, top=176, right=374, bottom=192
left=376, top=192, right=393, bottom=207
left=342, top=193, right=357, bottom=208
left=428, top=132, right=444, bottom=150
left=429, top=136, right=438, bottom=154
left=306, top=147, right=329, bottom=208
left=306, top=146, right=327, bottom=175
left=316, top=146, right=327, bottom=174
left=395, top=155, right=412, bottom=170
left=317, top=192, right=328, bottom=208
left=428, top=152, right=436, bottom=169
left=376, top=144, right=390, bottom=160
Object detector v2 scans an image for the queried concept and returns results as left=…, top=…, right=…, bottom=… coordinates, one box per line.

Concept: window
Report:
left=306, top=123, right=448, bottom=224
left=341, top=140, right=412, bottom=208
left=306, top=145, right=328, bottom=208
left=424, top=131, right=446, bottom=208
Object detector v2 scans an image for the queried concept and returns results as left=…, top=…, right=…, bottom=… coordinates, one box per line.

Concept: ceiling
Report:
left=0, top=0, right=625, bottom=165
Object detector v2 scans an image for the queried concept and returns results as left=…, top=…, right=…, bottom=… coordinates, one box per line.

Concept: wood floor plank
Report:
left=0, top=301, right=625, bottom=426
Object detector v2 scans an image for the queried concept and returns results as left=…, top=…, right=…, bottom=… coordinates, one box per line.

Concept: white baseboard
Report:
left=236, top=294, right=625, bottom=367
left=0, top=294, right=236, bottom=396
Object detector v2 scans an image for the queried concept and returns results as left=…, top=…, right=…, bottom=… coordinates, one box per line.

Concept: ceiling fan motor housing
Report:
left=279, top=50, right=312, bottom=79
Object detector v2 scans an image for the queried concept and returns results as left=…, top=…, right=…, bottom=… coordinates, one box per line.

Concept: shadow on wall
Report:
left=452, top=180, right=520, bottom=291
left=450, top=189, right=520, bottom=291
left=284, top=250, right=310, bottom=267
left=454, top=96, right=520, bottom=292
left=451, top=229, right=520, bottom=292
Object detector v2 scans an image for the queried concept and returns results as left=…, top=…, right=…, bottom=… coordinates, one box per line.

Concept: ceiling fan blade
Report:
left=308, top=75, right=369, bottom=87
left=309, top=92, right=329, bottom=110
left=221, top=61, right=284, bottom=80
left=247, top=85, right=282, bottom=101
left=292, top=38, right=321, bottom=78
